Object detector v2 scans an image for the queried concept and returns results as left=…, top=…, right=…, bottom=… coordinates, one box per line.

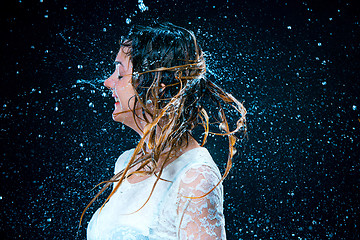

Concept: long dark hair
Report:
left=80, top=22, right=246, bottom=225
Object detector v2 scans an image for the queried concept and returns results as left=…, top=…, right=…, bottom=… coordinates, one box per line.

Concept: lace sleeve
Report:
left=177, top=165, right=226, bottom=239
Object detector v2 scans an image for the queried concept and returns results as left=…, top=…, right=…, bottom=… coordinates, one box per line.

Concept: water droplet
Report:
left=138, top=0, right=149, bottom=12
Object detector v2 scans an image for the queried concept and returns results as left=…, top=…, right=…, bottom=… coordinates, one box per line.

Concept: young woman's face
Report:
left=104, top=47, right=140, bottom=130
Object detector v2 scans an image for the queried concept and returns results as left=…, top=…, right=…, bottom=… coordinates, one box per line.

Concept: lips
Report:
left=111, top=91, right=120, bottom=103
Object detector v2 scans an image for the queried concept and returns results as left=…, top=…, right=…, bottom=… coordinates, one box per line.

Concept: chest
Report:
left=87, top=177, right=178, bottom=238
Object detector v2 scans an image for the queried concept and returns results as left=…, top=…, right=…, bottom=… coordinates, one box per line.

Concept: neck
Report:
left=155, top=134, right=200, bottom=171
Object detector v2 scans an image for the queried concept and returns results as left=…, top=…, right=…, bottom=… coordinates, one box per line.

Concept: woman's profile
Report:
left=81, top=22, right=246, bottom=239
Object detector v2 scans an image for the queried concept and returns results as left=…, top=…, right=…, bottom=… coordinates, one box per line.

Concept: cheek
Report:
left=116, top=84, right=136, bottom=106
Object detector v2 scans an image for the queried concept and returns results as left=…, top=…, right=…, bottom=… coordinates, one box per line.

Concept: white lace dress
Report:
left=87, top=147, right=226, bottom=240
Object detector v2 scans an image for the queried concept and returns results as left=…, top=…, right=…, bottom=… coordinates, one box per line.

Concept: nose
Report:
left=104, top=72, right=117, bottom=89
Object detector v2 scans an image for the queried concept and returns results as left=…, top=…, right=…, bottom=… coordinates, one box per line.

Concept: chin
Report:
left=112, top=111, right=133, bottom=125
left=112, top=114, right=124, bottom=123
left=111, top=110, right=122, bottom=122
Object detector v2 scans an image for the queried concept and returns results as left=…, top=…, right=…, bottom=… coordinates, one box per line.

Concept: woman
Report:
left=82, top=23, right=246, bottom=239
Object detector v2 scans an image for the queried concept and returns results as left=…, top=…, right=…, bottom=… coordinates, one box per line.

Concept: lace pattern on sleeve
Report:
left=177, top=165, right=226, bottom=240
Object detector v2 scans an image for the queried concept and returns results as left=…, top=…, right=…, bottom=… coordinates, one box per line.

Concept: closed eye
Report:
left=114, top=61, right=123, bottom=68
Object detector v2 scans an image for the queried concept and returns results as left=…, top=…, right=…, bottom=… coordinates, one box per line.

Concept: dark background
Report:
left=1, top=0, right=359, bottom=239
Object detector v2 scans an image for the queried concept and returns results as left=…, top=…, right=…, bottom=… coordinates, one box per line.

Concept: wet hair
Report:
left=80, top=22, right=246, bottom=225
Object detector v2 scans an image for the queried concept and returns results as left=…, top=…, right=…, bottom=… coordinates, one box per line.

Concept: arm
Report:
left=177, top=165, right=226, bottom=239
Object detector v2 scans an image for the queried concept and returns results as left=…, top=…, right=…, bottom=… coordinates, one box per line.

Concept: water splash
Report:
left=125, top=0, right=149, bottom=24
left=138, top=0, right=149, bottom=12
left=76, top=79, right=106, bottom=93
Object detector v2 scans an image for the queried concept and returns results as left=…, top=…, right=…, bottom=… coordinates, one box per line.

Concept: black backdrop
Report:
left=1, top=0, right=359, bottom=239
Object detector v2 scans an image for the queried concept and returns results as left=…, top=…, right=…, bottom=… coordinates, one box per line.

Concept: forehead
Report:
left=114, top=47, right=132, bottom=70
left=116, top=46, right=131, bottom=60
left=115, top=46, right=132, bottom=70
